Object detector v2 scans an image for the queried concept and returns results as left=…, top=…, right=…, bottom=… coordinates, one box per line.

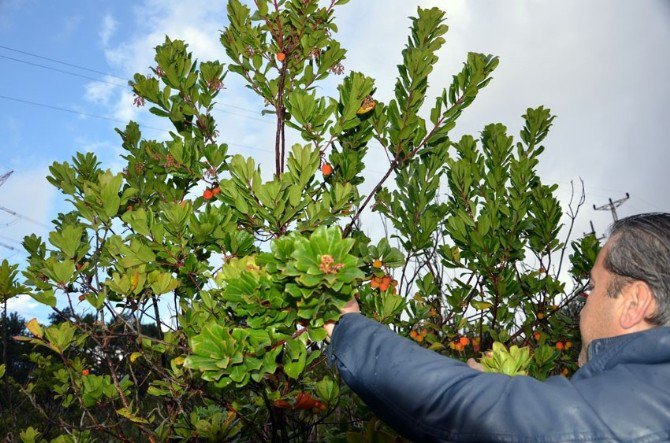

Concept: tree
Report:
left=0, top=1, right=599, bottom=441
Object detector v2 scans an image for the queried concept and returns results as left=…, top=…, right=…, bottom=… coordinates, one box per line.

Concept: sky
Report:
left=1, top=0, right=669, bottom=321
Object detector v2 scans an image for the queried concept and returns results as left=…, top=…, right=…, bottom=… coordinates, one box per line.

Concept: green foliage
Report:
left=481, top=342, right=533, bottom=376
left=0, top=1, right=599, bottom=441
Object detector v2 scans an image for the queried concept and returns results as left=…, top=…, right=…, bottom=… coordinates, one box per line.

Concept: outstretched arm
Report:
left=325, top=313, right=611, bottom=442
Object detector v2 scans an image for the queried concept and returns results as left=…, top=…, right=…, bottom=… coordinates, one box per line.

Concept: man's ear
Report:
left=619, top=281, right=657, bottom=330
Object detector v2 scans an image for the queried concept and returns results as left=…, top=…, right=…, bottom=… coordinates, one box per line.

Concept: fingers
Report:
left=467, top=358, right=484, bottom=372
left=341, top=298, right=361, bottom=315
left=324, top=298, right=361, bottom=338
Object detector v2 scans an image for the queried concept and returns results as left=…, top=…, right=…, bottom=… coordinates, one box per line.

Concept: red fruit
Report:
left=276, top=52, right=286, bottom=62
left=273, top=399, right=291, bottom=409
left=459, top=336, right=470, bottom=346
left=82, top=369, right=90, bottom=376
left=556, top=341, right=565, bottom=351
left=212, top=186, right=221, bottom=196
left=294, top=392, right=320, bottom=410
left=321, top=164, right=333, bottom=176
left=203, top=188, right=214, bottom=200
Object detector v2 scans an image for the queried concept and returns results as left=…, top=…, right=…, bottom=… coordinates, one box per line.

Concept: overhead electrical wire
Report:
left=0, top=44, right=274, bottom=123
left=0, top=54, right=126, bottom=87
left=0, top=205, right=50, bottom=229
left=0, top=44, right=128, bottom=80
left=0, top=45, right=390, bottom=175
left=0, top=94, right=273, bottom=153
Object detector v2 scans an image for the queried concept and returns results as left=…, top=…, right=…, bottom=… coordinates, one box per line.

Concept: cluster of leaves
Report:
left=0, top=0, right=602, bottom=441
left=184, top=226, right=364, bottom=387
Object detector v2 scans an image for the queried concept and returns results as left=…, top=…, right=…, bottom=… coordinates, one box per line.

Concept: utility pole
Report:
left=593, top=193, right=630, bottom=223
left=584, top=220, right=605, bottom=241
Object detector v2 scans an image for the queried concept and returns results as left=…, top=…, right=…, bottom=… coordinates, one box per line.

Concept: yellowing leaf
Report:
left=130, top=271, right=140, bottom=292
left=129, top=352, right=142, bottom=363
left=26, top=318, right=43, bottom=339
left=471, top=301, right=493, bottom=310
left=116, top=406, right=150, bottom=424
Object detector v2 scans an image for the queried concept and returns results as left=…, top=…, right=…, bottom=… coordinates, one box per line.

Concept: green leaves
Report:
left=0, top=259, right=24, bottom=300
left=283, top=338, right=307, bottom=379
left=481, top=342, right=533, bottom=376
left=6, top=0, right=591, bottom=439
left=187, top=226, right=365, bottom=386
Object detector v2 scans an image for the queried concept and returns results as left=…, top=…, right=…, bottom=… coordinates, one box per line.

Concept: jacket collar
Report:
left=575, top=326, right=670, bottom=378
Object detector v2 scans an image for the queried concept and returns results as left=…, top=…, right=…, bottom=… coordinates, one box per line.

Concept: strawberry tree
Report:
left=0, top=1, right=601, bottom=441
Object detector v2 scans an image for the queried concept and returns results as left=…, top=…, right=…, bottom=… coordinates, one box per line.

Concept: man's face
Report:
left=578, top=241, right=621, bottom=364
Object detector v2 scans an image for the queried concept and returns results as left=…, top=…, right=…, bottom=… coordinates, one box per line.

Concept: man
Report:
left=324, top=213, right=670, bottom=442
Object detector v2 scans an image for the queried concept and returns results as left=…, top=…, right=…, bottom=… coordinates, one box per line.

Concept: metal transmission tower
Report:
left=0, top=171, right=15, bottom=254
left=0, top=170, right=12, bottom=187
left=593, top=193, right=630, bottom=223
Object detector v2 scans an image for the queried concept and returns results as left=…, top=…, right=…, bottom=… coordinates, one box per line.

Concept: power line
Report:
left=0, top=240, right=17, bottom=251
left=1, top=53, right=274, bottom=125
left=0, top=44, right=127, bottom=80
left=0, top=205, right=50, bottom=229
left=0, top=234, right=21, bottom=245
left=0, top=54, right=126, bottom=87
left=0, top=94, right=149, bottom=127
left=0, top=44, right=274, bottom=123
left=0, top=93, right=269, bottom=153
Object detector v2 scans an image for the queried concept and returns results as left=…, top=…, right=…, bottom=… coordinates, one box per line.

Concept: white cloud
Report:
left=84, top=76, right=121, bottom=105
left=6, top=293, right=39, bottom=317
left=100, top=13, right=118, bottom=46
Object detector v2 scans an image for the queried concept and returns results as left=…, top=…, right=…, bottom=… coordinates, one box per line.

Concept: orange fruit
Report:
left=321, top=164, right=333, bottom=176
left=212, top=186, right=221, bottom=196
left=277, top=52, right=286, bottom=62
left=203, top=188, right=214, bottom=200
left=82, top=369, right=90, bottom=376
left=556, top=342, right=565, bottom=351
left=370, top=277, right=380, bottom=289
left=537, top=312, right=545, bottom=320
left=565, top=341, right=573, bottom=350
left=533, top=331, right=541, bottom=341
left=459, top=336, right=470, bottom=346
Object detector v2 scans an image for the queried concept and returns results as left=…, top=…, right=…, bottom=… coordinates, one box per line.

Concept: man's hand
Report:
left=467, top=358, right=484, bottom=372
left=324, top=298, right=360, bottom=338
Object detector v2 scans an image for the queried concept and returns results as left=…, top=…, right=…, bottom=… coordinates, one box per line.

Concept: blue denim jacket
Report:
left=326, top=313, right=670, bottom=442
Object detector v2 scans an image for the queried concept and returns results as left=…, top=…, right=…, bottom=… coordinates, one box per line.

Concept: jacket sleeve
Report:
left=325, top=313, right=614, bottom=442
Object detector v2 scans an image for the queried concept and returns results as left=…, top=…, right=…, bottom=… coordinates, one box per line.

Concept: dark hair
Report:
left=604, top=213, right=670, bottom=326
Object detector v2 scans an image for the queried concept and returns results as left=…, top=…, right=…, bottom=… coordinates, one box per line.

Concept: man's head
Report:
left=579, top=213, right=670, bottom=365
